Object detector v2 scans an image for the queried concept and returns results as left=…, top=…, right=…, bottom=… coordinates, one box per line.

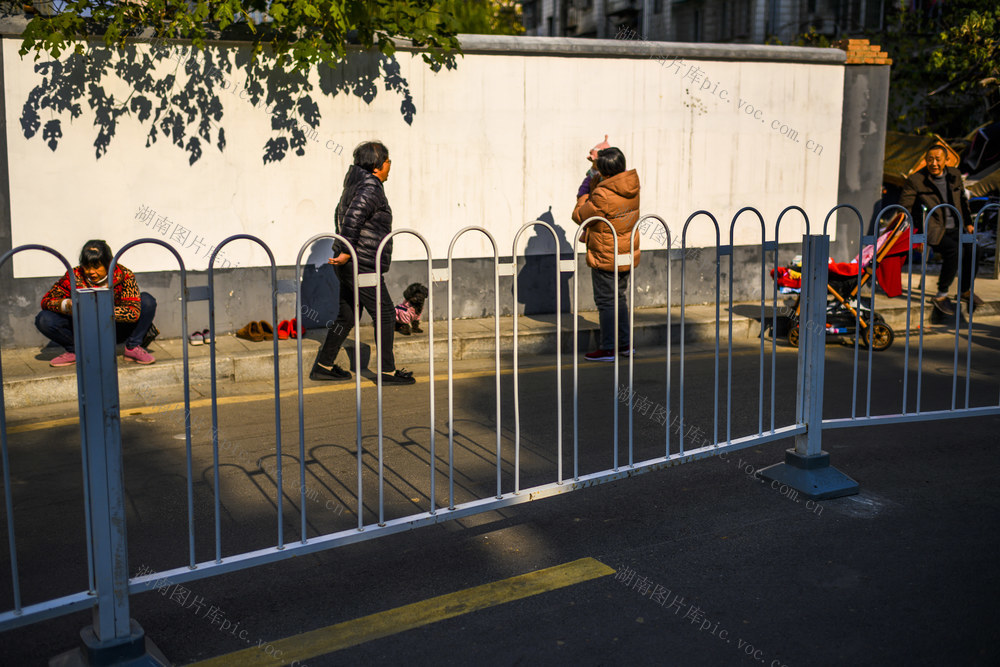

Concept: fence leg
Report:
left=759, top=234, right=859, bottom=500
left=51, top=289, right=167, bottom=666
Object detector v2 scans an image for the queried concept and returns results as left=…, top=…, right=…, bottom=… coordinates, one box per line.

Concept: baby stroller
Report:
left=776, top=213, right=912, bottom=351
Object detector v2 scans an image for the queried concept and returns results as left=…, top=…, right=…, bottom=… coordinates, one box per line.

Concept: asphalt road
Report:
left=1, top=319, right=999, bottom=666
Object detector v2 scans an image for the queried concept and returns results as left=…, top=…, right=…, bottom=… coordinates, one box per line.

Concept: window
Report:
left=524, top=1, right=539, bottom=30
left=725, top=0, right=751, bottom=39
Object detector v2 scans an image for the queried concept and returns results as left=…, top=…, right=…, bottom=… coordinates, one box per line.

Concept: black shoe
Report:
left=932, top=296, right=955, bottom=316
left=961, top=290, right=983, bottom=311
left=411, top=322, right=423, bottom=334
left=310, top=363, right=352, bottom=381
left=396, top=322, right=411, bottom=336
left=381, top=369, right=416, bottom=385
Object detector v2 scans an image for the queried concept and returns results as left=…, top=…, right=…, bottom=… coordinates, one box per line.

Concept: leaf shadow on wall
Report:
left=18, top=42, right=421, bottom=165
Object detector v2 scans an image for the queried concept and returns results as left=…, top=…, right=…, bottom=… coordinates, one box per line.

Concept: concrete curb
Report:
left=2, top=292, right=997, bottom=410
left=2, top=306, right=763, bottom=409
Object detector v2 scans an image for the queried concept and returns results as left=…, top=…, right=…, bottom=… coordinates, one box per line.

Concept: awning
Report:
left=883, top=131, right=961, bottom=188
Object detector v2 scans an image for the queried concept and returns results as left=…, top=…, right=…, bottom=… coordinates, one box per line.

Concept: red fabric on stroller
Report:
left=771, top=266, right=801, bottom=290
left=827, top=225, right=912, bottom=298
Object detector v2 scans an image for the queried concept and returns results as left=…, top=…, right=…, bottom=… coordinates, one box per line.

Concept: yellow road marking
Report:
left=6, top=415, right=81, bottom=434
left=7, top=354, right=687, bottom=434
left=188, top=557, right=615, bottom=667
left=7, top=346, right=747, bottom=434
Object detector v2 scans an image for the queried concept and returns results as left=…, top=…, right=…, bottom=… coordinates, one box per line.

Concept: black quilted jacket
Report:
left=333, top=165, right=393, bottom=273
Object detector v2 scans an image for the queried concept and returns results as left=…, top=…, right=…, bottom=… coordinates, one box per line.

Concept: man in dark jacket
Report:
left=899, top=145, right=982, bottom=315
left=311, top=141, right=415, bottom=385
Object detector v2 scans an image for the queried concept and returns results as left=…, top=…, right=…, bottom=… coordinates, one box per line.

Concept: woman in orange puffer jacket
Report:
left=571, top=146, right=641, bottom=361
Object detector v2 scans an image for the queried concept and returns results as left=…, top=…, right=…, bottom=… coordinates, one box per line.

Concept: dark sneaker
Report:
left=310, top=363, right=352, bottom=381
left=961, top=290, right=983, bottom=310
left=381, top=369, right=416, bottom=385
left=932, top=296, right=955, bottom=316
left=619, top=347, right=634, bottom=357
left=584, top=349, right=615, bottom=362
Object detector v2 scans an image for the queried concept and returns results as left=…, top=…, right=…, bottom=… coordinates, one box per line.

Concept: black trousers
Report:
left=932, top=230, right=981, bottom=295
left=316, top=265, right=396, bottom=372
left=591, top=267, right=630, bottom=350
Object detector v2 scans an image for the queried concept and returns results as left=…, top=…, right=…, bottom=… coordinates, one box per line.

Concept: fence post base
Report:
left=758, top=448, right=859, bottom=501
left=49, top=619, right=168, bottom=667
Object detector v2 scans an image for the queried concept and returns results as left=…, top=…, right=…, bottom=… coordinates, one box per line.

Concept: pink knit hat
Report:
left=588, top=134, right=610, bottom=161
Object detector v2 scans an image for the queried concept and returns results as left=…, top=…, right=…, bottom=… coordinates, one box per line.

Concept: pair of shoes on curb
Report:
left=277, top=318, right=299, bottom=340
left=124, top=346, right=156, bottom=365
left=932, top=295, right=955, bottom=316
left=310, top=363, right=352, bottom=382
left=381, top=369, right=416, bottom=385
left=961, top=290, right=983, bottom=310
left=50, top=351, right=76, bottom=367
left=188, top=328, right=213, bottom=345
left=236, top=320, right=275, bottom=342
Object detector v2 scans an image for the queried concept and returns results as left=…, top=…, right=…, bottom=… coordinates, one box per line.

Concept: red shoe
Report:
left=289, top=318, right=298, bottom=339
left=277, top=320, right=290, bottom=340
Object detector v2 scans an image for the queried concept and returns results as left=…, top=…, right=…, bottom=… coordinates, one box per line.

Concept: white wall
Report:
left=3, top=36, right=843, bottom=279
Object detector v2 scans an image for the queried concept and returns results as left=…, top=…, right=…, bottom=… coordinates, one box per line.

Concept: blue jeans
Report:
left=35, top=292, right=157, bottom=353
left=591, top=267, right=630, bottom=350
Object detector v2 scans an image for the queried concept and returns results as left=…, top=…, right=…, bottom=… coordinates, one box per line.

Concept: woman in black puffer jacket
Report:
left=311, top=141, right=415, bottom=385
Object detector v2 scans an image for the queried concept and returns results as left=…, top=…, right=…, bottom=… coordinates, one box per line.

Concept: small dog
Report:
left=395, top=283, right=428, bottom=335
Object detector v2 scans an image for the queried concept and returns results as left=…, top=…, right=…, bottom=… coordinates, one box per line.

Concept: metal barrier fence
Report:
left=1, top=203, right=998, bottom=662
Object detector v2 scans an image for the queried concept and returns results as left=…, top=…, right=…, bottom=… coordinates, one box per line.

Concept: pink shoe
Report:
left=123, top=346, right=156, bottom=365
left=49, top=351, right=76, bottom=367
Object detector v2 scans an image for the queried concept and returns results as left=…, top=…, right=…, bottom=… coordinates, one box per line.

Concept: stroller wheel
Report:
left=861, top=319, right=894, bottom=351
left=787, top=324, right=800, bottom=348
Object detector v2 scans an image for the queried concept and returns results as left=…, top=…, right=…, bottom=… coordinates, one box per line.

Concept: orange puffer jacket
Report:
left=571, top=169, right=641, bottom=272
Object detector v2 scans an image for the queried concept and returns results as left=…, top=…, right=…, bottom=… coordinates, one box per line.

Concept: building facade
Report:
left=521, top=0, right=886, bottom=44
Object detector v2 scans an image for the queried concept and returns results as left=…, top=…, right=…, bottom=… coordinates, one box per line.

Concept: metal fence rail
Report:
left=820, top=202, right=1000, bottom=427
left=0, top=246, right=85, bottom=628
left=1, top=204, right=998, bottom=662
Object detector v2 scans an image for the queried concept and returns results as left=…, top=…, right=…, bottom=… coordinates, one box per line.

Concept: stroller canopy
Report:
left=828, top=214, right=912, bottom=298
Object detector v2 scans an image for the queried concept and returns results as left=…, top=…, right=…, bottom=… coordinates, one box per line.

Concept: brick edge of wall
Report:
left=833, top=38, right=892, bottom=66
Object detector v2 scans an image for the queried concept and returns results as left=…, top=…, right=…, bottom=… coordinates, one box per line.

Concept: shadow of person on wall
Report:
left=298, top=239, right=373, bottom=372
left=300, top=240, right=338, bottom=333
left=19, top=40, right=424, bottom=165
left=516, top=208, right=573, bottom=316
